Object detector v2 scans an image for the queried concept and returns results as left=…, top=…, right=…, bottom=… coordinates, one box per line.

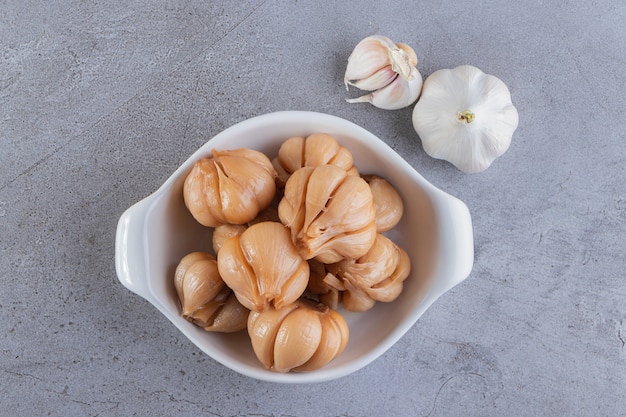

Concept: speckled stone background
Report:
left=2, top=1, right=625, bottom=416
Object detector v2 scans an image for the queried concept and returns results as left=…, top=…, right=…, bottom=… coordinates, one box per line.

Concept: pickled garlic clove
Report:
left=273, top=308, right=322, bottom=372
left=212, top=224, right=247, bottom=254
left=204, top=290, right=249, bottom=332
left=247, top=303, right=299, bottom=369
left=363, top=174, right=404, bottom=232
left=328, top=233, right=399, bottom=288
left=363, top=243, right=411, bottom=302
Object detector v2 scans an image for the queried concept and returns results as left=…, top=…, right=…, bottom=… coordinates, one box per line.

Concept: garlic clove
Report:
left=203, top=288, right=249, bottom=332
left=294, top=308, right=349, bottom=372
left=305, top=133, right=354, bottom=171
left=212, top=224, right=247, bottom=254
left=347, top=65, right=398, bottom=92
left=182, top=159, right=223, bottom=227
left=328, top=233, right=399, bottom=288
left=365, top=242, right=411, bottom=302
left=217, top=236, right=266, bottom=311
left=273, top=308, right=323, bottom=372
left=309, top=222, right=378, bottom=264
left=363, top=174, right=404, bottom=232
left=213, top=150, right=277, bottom=224
left=248, top=304, right=299, bottom=369
left=346, top=66, right=423, bottom=110
left=275, top=136, right=306, bottom=176
left=344, top=35, right=398, bottom=88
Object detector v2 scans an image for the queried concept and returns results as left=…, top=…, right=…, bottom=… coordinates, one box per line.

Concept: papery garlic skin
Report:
left=278, top=165, right=377, bottom=264
left=247, top=300, right=349, bottom=373
left=412, top=65, right=519, bottom=173
left=272, top=134, right=358, bottom=187
left=326, top=234, right=411, bottom=312
left=183, top=148, right=277, bottom=227
left=174, top=252, right=248, bottom=332
left=345, top=35, right=423, bottom=110
left=217, top=221, right=309, bottom=312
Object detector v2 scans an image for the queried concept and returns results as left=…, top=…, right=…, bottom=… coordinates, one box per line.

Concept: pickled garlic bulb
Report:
left=247, top=299, right=349, bottom=372
left=278, top=165, right=377, bottom=263
left=183, top=148, right=277, bottom=227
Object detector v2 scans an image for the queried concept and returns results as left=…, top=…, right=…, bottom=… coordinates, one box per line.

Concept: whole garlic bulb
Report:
left=272, top=133, right=359, bottom=186
left=183, top=148, right=277, bottom=227
left=412, top=65, right=519, bottom=173
left=363, top=174, right=404, bottom=233
left=217, top=221, right=310, bottom=312
left=174, top=252, right=248, bottom=332
left=278, top=165, right=377, bottom=264
left=247, top=299, right=349, bottom=372
left=344, top=35, right=423, bottom=110
left=326, top=234, right=411, bottom=312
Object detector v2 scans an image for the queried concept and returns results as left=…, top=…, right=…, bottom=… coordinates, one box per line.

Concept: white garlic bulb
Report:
left=344, top=35, right=423, bottom=110
left=412, top=65, right=519, bottom=173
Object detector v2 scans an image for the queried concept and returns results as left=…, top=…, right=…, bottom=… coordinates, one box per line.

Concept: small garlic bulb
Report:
left=174, top=252, right=248, bottom=332
left=183, top=148, right=277, bottom=227
left=216, top=221, right=310, bottom=312
left=363, top=174, right=404, bottom=232
left=272, top=133, right=358, bottom=186
left=278, top=165, right=377, bottom=264
left=326, top=234, right=411, bottom=312
left=247, top=299, right=349, bottom=372
left=344, top=35, right=423, bottom=110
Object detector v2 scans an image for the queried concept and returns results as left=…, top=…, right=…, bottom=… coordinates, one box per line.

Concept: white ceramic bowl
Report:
left=115, top=111, right=474, bottom=383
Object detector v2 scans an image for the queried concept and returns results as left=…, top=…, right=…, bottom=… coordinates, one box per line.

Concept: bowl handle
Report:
left=115, top=197, right=153, bottom=300
left=434, top=193, right=474, bottom=295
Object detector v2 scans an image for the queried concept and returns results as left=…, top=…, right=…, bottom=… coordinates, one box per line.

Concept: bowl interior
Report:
left=139, top=111, right=440, bottom=383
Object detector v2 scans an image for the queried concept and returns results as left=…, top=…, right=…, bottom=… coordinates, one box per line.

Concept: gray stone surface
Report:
left=1, top=0, right=625, bottom=415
